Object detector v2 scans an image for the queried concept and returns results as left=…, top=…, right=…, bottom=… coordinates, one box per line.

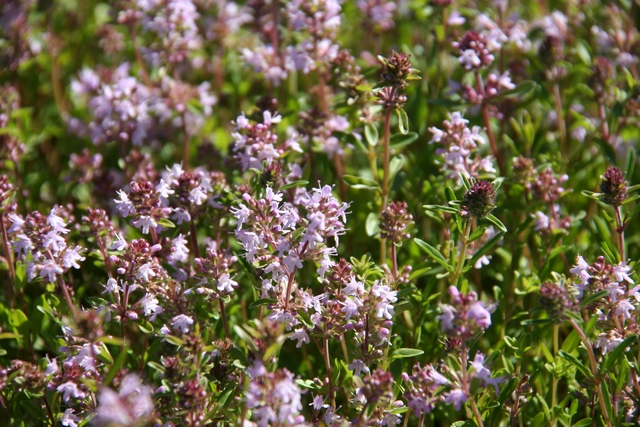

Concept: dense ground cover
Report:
left=1, top=0, right=640, bottom=426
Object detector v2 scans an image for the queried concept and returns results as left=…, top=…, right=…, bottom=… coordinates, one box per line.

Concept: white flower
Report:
left=172, top=207, right=191, bottom=225
left=217, top=273, right=238, bottom=294
left=533, top=211, right=550, bottom=231
left=40, top=259, right=63, bottom=282
left=171, top=314, right=194, bottom=334
left=61, top=409, right=80, bottom=427
left=348, top=359, right=370, bottom=377
left=115, top=190, right=136, bottom=217
left=110, top=232, right=128, bottom=251
left=47, top=207, right=70, bottom=234
left=613, top=262, right=634, bottom=284
left=136, top=263, right=156, bottom=283
left=131, top=215, right=157, bottom=234
left=45, top=356, right=59, bottom=376
left=570, top=255, right=591, bottom=283
left=94, top=374, right=153, bottom=426
left=57, top=381, right=86, bottom=402
left=156, top=178, right=174, bottom=200
left=62, top=245, right=85, bottom=270
left=139, top=293, right=163, bottom=321
left=290, top=328, right=310, bottom=348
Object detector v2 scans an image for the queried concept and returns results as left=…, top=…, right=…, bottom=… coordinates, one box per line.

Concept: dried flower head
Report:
left=539, top=282, right=573, bottom=323
left=453, top=31, right=495, bottom=70
left=600, top=167, right=628, bottom=207
left=380, top=201, right=414, bottom=244
left=460, top=180, right=496, bottom=219
left=379, top=51, right=417, bottom=90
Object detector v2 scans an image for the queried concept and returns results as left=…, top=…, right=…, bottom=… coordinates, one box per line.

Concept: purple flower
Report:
left=444, top=388, right=468, bottom=410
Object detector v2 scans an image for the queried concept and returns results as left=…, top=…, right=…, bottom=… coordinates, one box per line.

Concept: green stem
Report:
left=0, top=212, right=16, bottom=307
left=614, top=205, right=625, bottom=261
left=380, top=108, right=393, bottom=266
left=461, top=343, right=484, bottom=427
left=475, top=72, right=504, bottom=175
left=550, top=324, right=559, bottom=427
left=452, top=220, right=472, bottom=287
left=568, top=318, right=613, bottom=427
left=323, top=335, right=335, bottom=408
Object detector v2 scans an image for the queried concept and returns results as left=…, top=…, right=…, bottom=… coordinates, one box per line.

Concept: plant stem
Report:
left=614, top=205, right=625, bottom=261
left=461, top=343, right=484, bottom=427
left=569, top=318, right=613, bottom=427
left=390, top=243, right=398, bottom=281
left=189, top=218, right=201, bottom=259
left=219, top=299, right=230, bottom=339
left=598, top=102, right=610, bottom=143
left=58, top=277, right=80, bottom=323
left=475, top=72, right=504, bottom=175
left=550, top=324, right=559, bottom=427
left=182, top=112, right=191, bottom=169
left=284, top=241, right=308, bottom=309
left=452, top=220, right=472, bottom=287
left=0, top=212, right=16, bottom=307
left=128, top=25, right=152, bottom=87
left=380, top=108, right=393, bottom=265
left=323, top=335, right=335, bottom=408
left=552, top=80, right=567, bottom=156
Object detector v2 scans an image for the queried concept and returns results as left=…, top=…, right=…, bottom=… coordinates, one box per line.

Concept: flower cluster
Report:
left=232, top=109, right=302, bottom=171
left=438, top=286, right=492, bottom=341
left=8, top=206, right=85, bottom=284
left=403, top=352, right=503, bottom=414
left=570, top=256, right=638, bottom=353
left=245, top=361, right=306, bottom=427
left=428, top=112, right=495, bottom=182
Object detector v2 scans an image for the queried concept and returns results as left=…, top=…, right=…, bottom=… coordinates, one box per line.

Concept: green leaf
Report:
left=485, top=214, right=507, bottom=233
left=249, top=298, right=277, bottom=309
left=296, top=379, right=322, bottom=390
left=497, top=80, right=536, bottom=98
left=390, top=348, right=424, bottom=360
left=280, top=180, right=308, bottom=190
left=105, top=348, right=129, bottom=386
left=445, top=187, right=458, bottom=203
left=468, top=232, right=504, bottom=268
left=390, top=132, right=419, bottom=150
left=427, top=98, right=463, bottom=107
left=561, top=330, right=581, bottom=353
left=157, top=218, right=176, bottom=228
left=414, top=238, right=453, bottom=272
left=138, top=319, right=154, bottom=334
left=366, top=212, right=380, bottom=237
left=602, top=335, right=637, bottom=372
left=423, top=204, right=459, bottom=214
left=342, top=174, right=380, bottom=190
left=365, top=123, right=379, bottom=146
left=572, top=419, right=592, bottom=427
left=96, top=335, right=126, bottom=346
left=233, top=326, right=258, bottom=351
left=594, top=138, right=616, bottom=164
left=559, top=350, right=594, bottom=380
left=355, top=84, right=373, bottom=92
left=579, top=290, right=609, bottom=308
left=396, top=108, right=409, bottom=134
left=497, top=377, right=519, bottom=404
left=627, top=149, right=637, bottom=179
left=468, top=226, right=487, bottom=242
left=388, top=155, right=405, bottom=185
left=164, top=335, right=185, bottom=347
